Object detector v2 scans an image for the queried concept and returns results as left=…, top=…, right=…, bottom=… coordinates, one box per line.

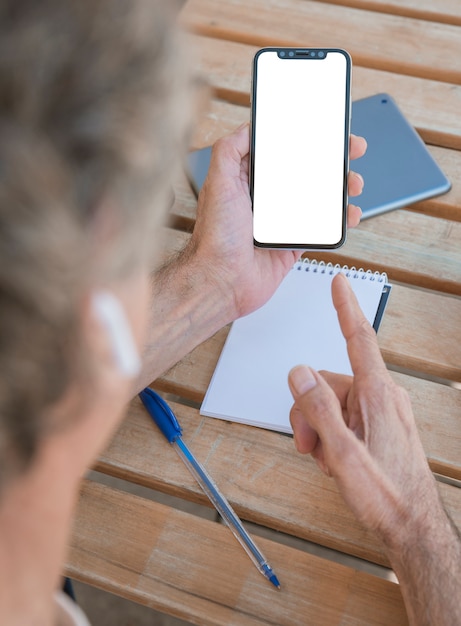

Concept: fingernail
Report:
left=236, top=121, right=249, bottom=131
left=355, top=172, right=364, bottom=187
left=289, top=365, right=317, bottom=396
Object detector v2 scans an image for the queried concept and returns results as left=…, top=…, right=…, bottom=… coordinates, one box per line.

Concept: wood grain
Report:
left=178, top=145, right=461, bottom=296
left=158, top=225, right=461, bottom=383
left=94, top=388, right=461, bottom=568
left=70, top=3, right=461, bottom=623
left=67, top=480, right=409, bottom=625
left=187, top=34, right=461, bottom=150
left=303, top=0, right=461, bottom=26
left=183, top=140, right=461, bottom=226
left=181, top=0, right=461, bottom=84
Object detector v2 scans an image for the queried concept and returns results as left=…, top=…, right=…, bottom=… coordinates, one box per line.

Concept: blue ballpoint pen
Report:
left=139, top=387, right=281, bottom=589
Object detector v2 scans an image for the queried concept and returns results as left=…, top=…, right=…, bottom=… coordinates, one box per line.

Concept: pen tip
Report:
left=269, top=574, right=281, bottom=589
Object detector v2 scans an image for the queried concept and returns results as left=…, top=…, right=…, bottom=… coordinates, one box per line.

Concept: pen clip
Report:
left=139, top=387, right=182, bottom=443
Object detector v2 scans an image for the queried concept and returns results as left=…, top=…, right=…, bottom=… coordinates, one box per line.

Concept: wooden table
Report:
left=66, top=1, right=461, bottom=624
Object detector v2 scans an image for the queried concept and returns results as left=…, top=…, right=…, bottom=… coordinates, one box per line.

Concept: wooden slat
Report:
left=402, top=374, right=461, bottom=479
left=187, top=34, right=461, bottom=151
left=67, top=480, right=409, bottom=626
left=72, top=4, right=461, bottom=623
left=159, top=224, right=461, bottom=382
left=95, top=388, right=461, bottom=568
left=181, top=0, right=461, bottom=84
left=155, top=366, right=461, bottom=483
left=186, top=107, right=461, bottom=296
left=157, top=313, right=461, bottom=415
left=188, top=99, right=461, bottom=224
left=183, top=38, right=461, bottom=220
left=190, top=99, right=249, bottom=150
left=184, top=139, right=461, bottom=224
left=305, top=0, right=461, bottom=26
left=320, top=212, right=461, bottom=296
left=158, top=286, right=461, bottom=394
left=378, top=285, right=461, bottom=382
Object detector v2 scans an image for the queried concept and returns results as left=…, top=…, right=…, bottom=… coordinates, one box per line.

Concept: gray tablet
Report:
left=186, top=145, right=212, bottom=197
left=186, top=93, right=451, bottom=219
left=350, top=93, right=451, bottom=219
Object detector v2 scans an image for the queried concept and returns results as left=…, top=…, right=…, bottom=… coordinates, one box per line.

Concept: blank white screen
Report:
left=252, top=51, right=349, bottom=247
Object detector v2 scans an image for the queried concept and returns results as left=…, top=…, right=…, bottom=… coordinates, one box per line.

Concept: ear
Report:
left=90, top=290, right=141, bottom=378
left=37, top=289, right=143, bottom=477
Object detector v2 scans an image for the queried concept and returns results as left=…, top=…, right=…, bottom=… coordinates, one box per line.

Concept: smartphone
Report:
left=250, top=48, right=352, bottom=249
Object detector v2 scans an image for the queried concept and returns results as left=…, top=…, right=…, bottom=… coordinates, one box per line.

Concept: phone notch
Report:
left=277, top=49, right=327, bottom=59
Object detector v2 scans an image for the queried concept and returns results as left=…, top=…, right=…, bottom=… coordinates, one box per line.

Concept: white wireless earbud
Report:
left=91, top=290, right=141, bottom=378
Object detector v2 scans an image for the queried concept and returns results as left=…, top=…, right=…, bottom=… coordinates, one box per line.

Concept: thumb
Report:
left=288, top=365, right=353, bottom=472
left=289, top=366, right=407, bottom=533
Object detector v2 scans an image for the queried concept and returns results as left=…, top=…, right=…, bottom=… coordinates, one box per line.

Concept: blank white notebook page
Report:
left=200, top=260, right=390, bottom=433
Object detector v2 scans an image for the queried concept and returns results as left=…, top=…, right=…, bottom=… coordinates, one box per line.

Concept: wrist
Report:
left=140, top=242, right=237, bottom=389
left=181, top=237, right=240, bottom=325
left=382, top=493, right=461, bottom=626
left=383, top=487, right=456, bottom=566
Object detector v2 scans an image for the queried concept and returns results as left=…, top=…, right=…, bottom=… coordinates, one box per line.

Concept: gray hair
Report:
left=0, top=0, right=191, bottom=485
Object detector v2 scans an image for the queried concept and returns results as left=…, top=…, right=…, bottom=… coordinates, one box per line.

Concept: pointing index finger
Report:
left=332, top=272, right=387, bottom=378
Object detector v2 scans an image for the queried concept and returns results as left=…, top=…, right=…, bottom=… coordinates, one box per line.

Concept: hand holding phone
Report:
left=250, top=48, right=351, bottom=249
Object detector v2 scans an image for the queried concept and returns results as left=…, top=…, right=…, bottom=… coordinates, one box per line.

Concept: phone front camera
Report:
left=310, top=51, right=316, bottom=57
left=279, top=50, right=286, bottom=57
left=288, top=50, right=295, bottom=57
left=318, top=51, right=325, bottom=58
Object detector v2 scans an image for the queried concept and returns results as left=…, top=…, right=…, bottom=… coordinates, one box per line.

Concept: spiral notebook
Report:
left=200, top=260, right=391, bottom=433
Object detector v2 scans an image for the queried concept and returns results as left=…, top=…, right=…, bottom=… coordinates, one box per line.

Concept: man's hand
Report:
left=140, top=125, right=365, bottom=390
left=188, top=124, right=366, bottom=320
left=287, top=272, right=461, bottom=626
left=288, top=272, right=437, bottom=539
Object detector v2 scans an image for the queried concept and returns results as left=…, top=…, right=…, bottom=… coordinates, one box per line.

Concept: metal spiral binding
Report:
left=294, top=258, right=388, bottom=283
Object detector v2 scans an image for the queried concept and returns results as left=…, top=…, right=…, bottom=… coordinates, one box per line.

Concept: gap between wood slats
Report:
left=92, top=392, right=461, bottom=565
left=159, top=225, right=461, bottom=388
left=169, top=203, right=461, bottom=298
left=310, top=250, right=461, bottom=297
left=176, top=139, right=461, bottom=245
left=207, top=89, right=461, bottom=156
left=158, top=388, right=461, bottom=485
left=68, top=480, right=409, bottom=625
left=181, top=1, right=461, bottom=85
left=87, top=469, right=397, bottom=583
left=189, top=24, right=461, bottom=86
left=184, top=35, right=461, bottom=152
left=387, top=363, right=461, bottom=392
